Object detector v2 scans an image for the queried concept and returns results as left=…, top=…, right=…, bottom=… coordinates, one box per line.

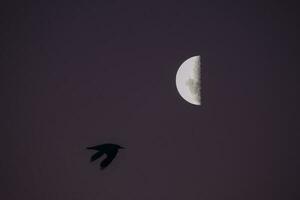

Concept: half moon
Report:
left=175, top=55, right=201, bottom=105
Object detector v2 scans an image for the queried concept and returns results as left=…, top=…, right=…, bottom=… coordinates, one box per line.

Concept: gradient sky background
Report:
left=1, top=0, right=299, bottom=199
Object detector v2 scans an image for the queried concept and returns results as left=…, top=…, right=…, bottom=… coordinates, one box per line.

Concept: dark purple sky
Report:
left=1, top=0, right=299, bottom=199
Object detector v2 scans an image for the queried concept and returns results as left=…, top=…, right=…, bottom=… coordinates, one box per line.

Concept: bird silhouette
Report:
left=86, top=143, right=124, bottom=170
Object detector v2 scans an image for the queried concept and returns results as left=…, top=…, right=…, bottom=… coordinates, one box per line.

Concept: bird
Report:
left=86, top=143, right=125, bottom=170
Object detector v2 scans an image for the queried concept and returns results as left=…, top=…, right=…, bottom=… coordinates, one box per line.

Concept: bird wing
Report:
left=90, top=151, right=105, bottom=162
left=100, top=151, right=118, bottom=169
left=86, top=144, right=104, bottom=150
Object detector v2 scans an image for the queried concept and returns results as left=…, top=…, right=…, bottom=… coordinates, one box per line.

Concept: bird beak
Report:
left=120, top=146, right=125, bottom=149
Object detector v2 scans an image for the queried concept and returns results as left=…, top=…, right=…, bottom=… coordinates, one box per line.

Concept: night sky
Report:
left=1, top=0, right=299, bottom=199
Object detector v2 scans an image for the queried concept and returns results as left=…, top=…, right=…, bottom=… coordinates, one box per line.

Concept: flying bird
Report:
left=86, top=143, right=125, bottom=170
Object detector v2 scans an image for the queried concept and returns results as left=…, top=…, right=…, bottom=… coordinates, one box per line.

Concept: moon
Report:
left=175, top=55, right=201, bottom=105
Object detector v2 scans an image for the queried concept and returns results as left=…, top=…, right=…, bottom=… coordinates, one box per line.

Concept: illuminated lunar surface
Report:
left=176, top=55, right=201, bottom=105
